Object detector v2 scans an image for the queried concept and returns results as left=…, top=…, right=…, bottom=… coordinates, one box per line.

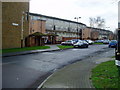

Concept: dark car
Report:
left=109, top=40, right=117, bottom=48
left=74, top=40, right=89, bottom=48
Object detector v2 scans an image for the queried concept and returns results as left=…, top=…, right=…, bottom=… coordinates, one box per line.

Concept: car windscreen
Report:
left=66, top=40, right=72, bottom=42
left=111, top=40, right=117, bottom=43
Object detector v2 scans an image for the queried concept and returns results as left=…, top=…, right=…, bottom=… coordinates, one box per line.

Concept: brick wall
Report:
left=2, top=2, right=29, bottom=49
left=62, top=37, right=78, bottom=41
left=82, top=28, right=91, bottom=40
left=29, top=20, right=46, bottom=34
left=108, top=33, right=114, bottom=40
left=91, top=31, right=99, bottom=40
left=0, top=1, right=2, bottom=49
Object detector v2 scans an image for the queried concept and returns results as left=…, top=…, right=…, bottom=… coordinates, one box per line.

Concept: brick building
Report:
left=2, top=1, right=29, bottom=49
left=29, top=13, right=87, bottom=43
left=82, top=27, right=91, bottom=40
left=82, top=27, right=113, bottom=40
left=25, top=19, right=46, bottom=47
left=29, top=19, right=46, bottom=34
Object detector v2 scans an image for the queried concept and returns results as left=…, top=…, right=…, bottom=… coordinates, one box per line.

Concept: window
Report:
left=68, top=27, right=70, bottom=31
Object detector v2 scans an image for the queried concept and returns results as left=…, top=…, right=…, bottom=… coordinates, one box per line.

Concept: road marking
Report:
left=2, top=61, right=21, bottom=65
left=33, top=60, right=42, bottom=63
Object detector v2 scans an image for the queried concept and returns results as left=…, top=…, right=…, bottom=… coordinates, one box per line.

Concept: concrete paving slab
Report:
left=40, top=61, right=95, bottom=88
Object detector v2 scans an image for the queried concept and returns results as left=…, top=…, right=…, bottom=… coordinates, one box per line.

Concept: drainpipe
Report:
left=21, top=12, right=24, bottom=48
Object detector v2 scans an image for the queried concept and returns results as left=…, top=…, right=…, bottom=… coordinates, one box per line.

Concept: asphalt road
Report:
left=2, top=45, right=115, bottom=89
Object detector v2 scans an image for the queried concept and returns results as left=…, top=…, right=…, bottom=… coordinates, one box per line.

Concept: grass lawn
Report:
left=91, top=60, right=119, bottom=89
left=57, top=45, right=74, bottom=49
left=2, top=46, right=50, bottom=54
left=93, top=42, right=103, bottom=45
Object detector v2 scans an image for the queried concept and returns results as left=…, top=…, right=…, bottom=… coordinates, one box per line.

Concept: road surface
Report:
left=2, top=45, right=115, bottom=88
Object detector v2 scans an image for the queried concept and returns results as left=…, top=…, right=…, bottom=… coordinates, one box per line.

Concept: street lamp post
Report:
left=53, top=19, right=55, bottom=32
left=115, top=29, right=120, bottom=88
left=105, top=27, right=110, bottom=39
left=21, top=11, right=29, bottom=48
left=116, top=1, right=120, bottom=88
left=74, top=17, right=81, bottom=39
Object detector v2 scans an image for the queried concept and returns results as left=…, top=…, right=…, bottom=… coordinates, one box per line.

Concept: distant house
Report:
left=82, top=27, right=113, bottom=40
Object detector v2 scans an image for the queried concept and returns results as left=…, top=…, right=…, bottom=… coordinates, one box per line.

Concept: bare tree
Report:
left=89, top=17, right=105, bottom=29
left=96, top=17, right=105, bottom=28
left=89, top=17, right=96, bottom=27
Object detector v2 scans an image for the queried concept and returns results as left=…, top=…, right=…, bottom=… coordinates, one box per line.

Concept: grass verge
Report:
left=91, top=60, right=119, bottom=89
left=111, top=56, right=115, bottom=58
left=57, top=45, right=74, bottom=49
left=93, top=42, right=103, bottom=45
left=2, top=46, right=50, bottom=54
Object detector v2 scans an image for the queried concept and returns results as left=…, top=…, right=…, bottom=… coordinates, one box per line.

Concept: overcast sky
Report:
left=30, top=0, right=119, bottom=32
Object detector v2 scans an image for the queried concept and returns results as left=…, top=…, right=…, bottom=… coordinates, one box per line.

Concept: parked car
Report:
left=74, top=40, right=89, bottom=48
left=82, top=40, right=89, bottom=44
left=61, top=40, right=75, bottom=46
left=109, top=40, right=117, bottom=48
left=103, top=40, right=110, bottom=44
left=94, top=40, right=104, bottom=43
left=71, top=39, right=81, bottom=43
left=85, top=40, right=94, bottom=45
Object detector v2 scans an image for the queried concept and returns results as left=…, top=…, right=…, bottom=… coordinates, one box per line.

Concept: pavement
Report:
left=37, top=48, right=115, bottom=89
left=2, top=45, right=60, bottom=57
left=39, top=60, right=95, bottom=89
left=38, top=58, right=114, bottom=89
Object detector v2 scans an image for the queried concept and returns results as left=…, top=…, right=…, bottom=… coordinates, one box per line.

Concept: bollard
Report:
left=117, top=66, right=120, bottom=89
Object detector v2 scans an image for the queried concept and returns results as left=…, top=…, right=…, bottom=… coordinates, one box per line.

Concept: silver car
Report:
left=103, top=40, right=110, bottom=44
left=85, top=40, right=94, bottom=45
left=61, top=40, right=75, bottom=46
left=74, top=40, right=89, bottom=48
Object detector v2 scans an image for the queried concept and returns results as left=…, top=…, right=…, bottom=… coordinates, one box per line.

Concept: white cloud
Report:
left=30, top=0, right=118, bottom=32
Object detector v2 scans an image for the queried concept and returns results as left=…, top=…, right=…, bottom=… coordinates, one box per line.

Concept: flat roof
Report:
left=29, top=12, right=87, bottom=26
left=87, top=27, right=113, bottom=33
